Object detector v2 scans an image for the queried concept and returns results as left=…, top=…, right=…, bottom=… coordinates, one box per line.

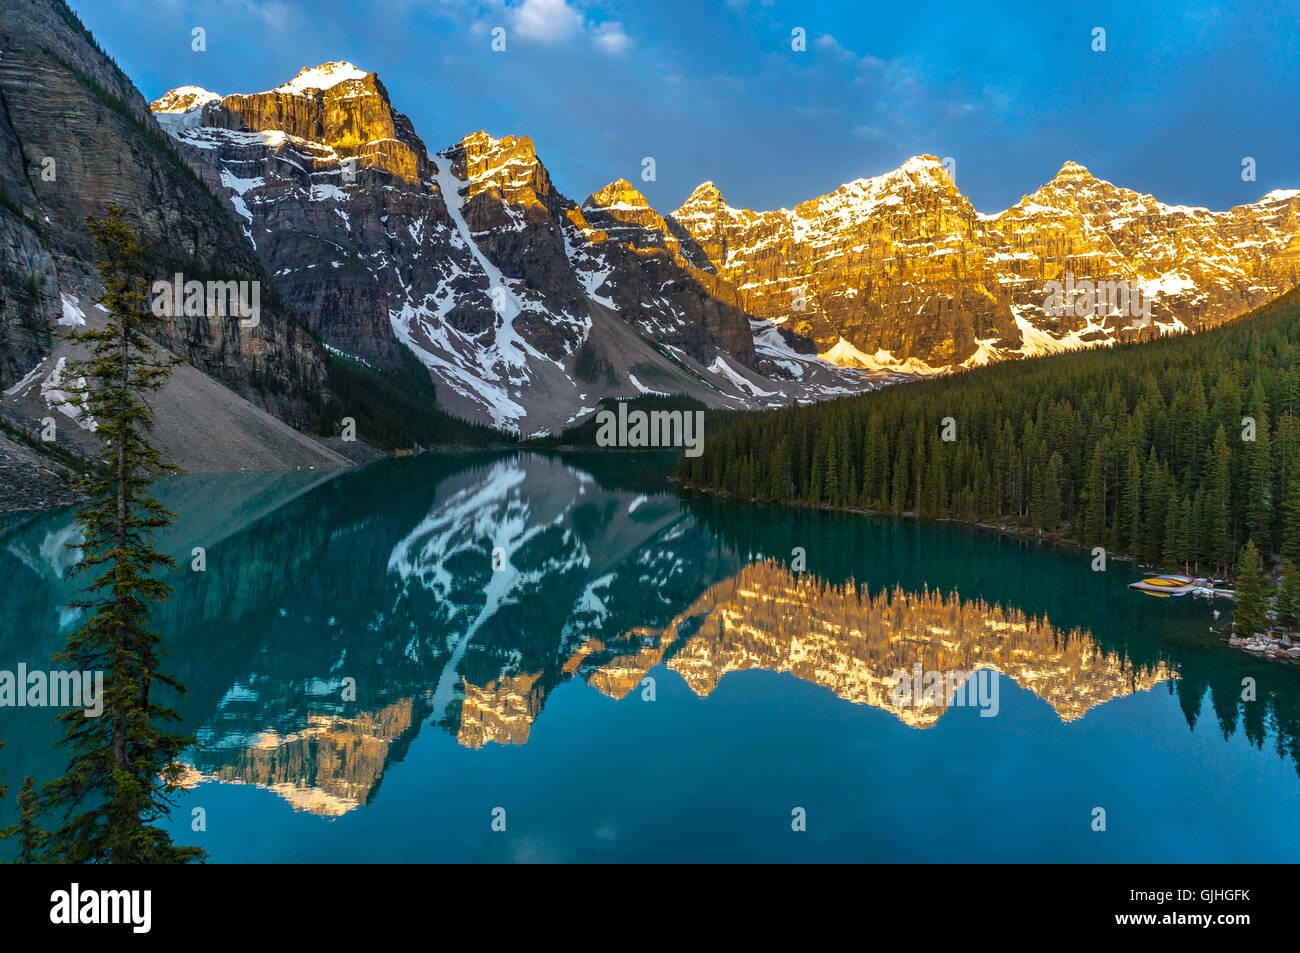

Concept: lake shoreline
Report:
left=672, top=478, right=1237, bottom=582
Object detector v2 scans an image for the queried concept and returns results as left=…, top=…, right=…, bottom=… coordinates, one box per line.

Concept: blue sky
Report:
left=74, top=0, right=1299, bottom=214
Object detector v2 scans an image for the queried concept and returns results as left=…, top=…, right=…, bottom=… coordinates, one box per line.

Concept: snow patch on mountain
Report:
left=39, top=356, right=96, bottom=431
left=820, top=337, right=947, bottom=376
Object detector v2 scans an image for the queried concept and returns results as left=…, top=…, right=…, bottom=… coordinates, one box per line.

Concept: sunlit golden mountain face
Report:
left=184, top=558, right=1171, bottom=815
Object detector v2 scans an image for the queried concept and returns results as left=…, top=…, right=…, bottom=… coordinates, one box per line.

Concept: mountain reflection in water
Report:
left=0, top=450, right=1297, bottom=859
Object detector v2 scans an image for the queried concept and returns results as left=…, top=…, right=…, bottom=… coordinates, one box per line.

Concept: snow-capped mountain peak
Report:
left=150, top=85, right=222, bottom=114
left=272, top=61, right=369, bottom=94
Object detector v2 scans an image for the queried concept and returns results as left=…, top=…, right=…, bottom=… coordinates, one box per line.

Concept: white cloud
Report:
left=593, top=21, right=630, bottom=55
left=815, top=33, right=885, bottom=72
left=495, top=0, right=633, bottom=53
left=813, top=33, right=844, bottom=53
left=510, top=0, right=583, bottom=43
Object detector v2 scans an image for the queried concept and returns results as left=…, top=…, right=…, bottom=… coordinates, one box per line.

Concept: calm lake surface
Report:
left=2, top=450, right=1299, bottom=862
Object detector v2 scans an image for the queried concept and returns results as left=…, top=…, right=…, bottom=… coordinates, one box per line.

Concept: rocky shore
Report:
left=1227, top=631, right=1300, bottom=662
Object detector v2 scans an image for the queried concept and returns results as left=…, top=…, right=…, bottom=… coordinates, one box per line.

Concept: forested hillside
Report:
left=677, top=288, right=1300, bottom=576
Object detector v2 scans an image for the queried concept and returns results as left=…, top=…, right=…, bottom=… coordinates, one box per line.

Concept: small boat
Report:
left=1128, top=573, right=1205, bottom=597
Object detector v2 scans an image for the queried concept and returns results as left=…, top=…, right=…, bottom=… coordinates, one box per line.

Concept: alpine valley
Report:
left=1, top=0, right=1298, bottom=493
left=5, top=0, right=1300, bottom=874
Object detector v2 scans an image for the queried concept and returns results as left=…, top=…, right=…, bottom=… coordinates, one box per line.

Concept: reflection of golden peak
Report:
left=585, top=561, right=1173, bottom=726
left=458, top=671, right=545, bottom=749
left=583, top=628, right=668, bottom=700
left=187, top=697, right=422, bottom=815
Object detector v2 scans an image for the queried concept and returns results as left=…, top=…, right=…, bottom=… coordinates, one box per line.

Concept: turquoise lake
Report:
left=2, top=450, right=1298, bottom=862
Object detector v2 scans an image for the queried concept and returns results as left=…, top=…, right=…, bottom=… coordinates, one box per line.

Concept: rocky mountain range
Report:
left=150, top=65, right=874, bottom=437
left=150, top=60, right=1300, bottom=435
left=673, top=157, right=1300, bottom=370
left=3, top=0, right=1299, bottom=466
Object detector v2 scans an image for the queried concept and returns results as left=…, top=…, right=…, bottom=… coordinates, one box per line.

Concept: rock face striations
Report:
left=153, top=64, right=461, bottom=376
left=0, top=0, right=330, bottom=429
left=672, top=158, right=1020, bottom=370
left=981, top=162, right=1300, bottom=345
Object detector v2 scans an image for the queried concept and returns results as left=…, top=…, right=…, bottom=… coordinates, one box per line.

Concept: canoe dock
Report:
left=1128, top=574, right=1235, bottom=600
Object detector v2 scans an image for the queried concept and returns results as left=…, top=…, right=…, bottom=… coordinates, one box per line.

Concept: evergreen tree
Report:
left=825, top=434, right=840, bottom=506
left=1205, top=427, right=1232, bottom=573
left=1082, top=451, right=1107, bottom=547
left=1142, top=454, right=1168, bottom=565
left=890, top=447, right=907, bottom=514
left=837, top=429, right=853, bottom=508
left=809, top=441, right=824, bottom=503
left=769, top=437, right=789, bottom=500
left=912, top=421, right=928, bottom=513
left=41, top=207, right=204, bottom=864
left=1283, top=469, right=1300, bottom=565
left=1233, top=540, right=1268, bottom=638
left=1, top=778, right=45, bottom=864
left=1276, top=561, right=1300, bottom=631
left=1244, top=404, right=1274, bottom=551
left=1178, top=494, right=1195, bottom=572
left=1124, top=444, right=1142, bottom=556
left=1191, top=489, right=1207, bottom=572
left=1162, top=494, right=1183, bottom=569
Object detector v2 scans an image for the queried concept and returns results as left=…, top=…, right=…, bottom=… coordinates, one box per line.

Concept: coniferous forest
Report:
left=677, top=287, right=1300, bottom=577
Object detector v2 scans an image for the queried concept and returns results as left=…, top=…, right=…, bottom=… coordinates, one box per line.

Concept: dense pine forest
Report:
left=677, top=287, right=1300, bottom=577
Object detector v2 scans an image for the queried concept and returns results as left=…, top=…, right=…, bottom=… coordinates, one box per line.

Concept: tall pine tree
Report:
left=42, top=207, right=204, bottom=864
left=1204, top=428, right=1233, bottom=574
left=1275, top=561, right=1300, bottom=631
left=1244, top=400, right=1274, bottom=552
left=1282, top=469, right=1300, bottom=565
left=1232, top=540, right=1268, bottom=638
